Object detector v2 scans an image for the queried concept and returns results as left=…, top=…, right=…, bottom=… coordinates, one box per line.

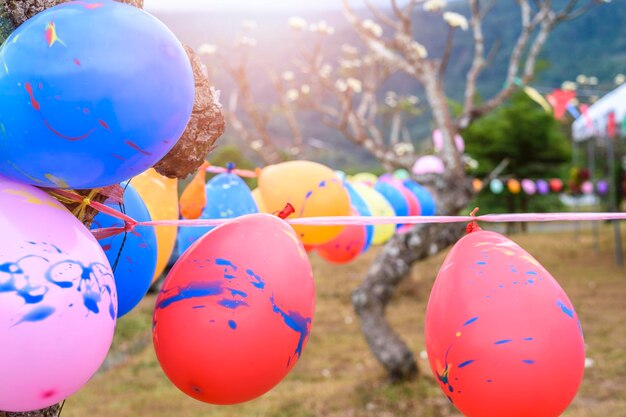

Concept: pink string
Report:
left=205, top=165, right=258, bottom=178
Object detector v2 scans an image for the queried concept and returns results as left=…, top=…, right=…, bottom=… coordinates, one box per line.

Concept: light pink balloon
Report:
left=581, top=181, right=594, bottom=195
left=412, top=155, right=446, bottom=175
left=433, top=129, right=465, bottom=153
left=455, top=134, right=465, bottom=153
left=521, top=179, right=537, bottom=195
left=0, top=177, right=117, bottom=412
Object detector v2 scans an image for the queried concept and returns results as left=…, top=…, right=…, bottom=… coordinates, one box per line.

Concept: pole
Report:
left=607, top=136, right=623, bottom=266
left=588, top=138, right=600, bottom=253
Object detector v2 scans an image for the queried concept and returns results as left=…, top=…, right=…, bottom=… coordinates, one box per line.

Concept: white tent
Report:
left=572, top=82, right=626, bottom=142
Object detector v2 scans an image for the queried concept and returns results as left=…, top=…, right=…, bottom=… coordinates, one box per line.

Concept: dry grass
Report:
left=64, top=225, right=626, bottom=417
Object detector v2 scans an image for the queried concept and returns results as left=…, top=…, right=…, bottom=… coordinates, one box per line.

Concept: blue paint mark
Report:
left=557, top=300, right=574, bottom=318
left=228, top=288, right=247, bottom=298
left=522, top=359, right=535, bottom=364
left=228, top=320, right=237, bottom=329
left=224, top=274, right=236, bottom=280
left=494, top=339, right=512, bottom=345
left=157, top=282, right=223, bottom=309
left=216, top=258, right=237, bottom=271
left=476, top=261, right=486, bottom=265
left=192, top=305, right=206, bottom=309
left=523, top=337, right=534, bottom=341
left=578, top=320, right=584, bottom=336
left=513, top=281, right=518, bottom=285
left=458, top=360, right=475, bottom=368
left=319, top=180, right=326, bottom=187
left=218, top=299, right=249, bottom=309
left=526, top=271, right=537, bottom=275
left=463, top=317, right=479, bottom=326
left=270, top=294, right=312, bottom=358
left=15, top=305, right=55, bottom=325
left=498, top=284, right=505, bottom=288
left=305, top=191, right=313, bottom=199
left=527, top=279, right=535, bottom=285
left=246, top=269, right=265, bottom=290
left=486, top=379, right=493, bottom=383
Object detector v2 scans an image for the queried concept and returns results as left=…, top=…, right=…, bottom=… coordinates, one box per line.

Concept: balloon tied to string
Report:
left=466, top=207, right=481, bottom=234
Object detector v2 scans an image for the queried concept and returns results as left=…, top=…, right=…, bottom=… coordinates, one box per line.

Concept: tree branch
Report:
left=364, top=0, right=401, bottom=30
left=439, top=26, right=456, bottom=77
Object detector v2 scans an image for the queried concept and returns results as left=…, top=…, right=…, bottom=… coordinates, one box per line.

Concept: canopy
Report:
left=572, top=82, right=626, bottom=142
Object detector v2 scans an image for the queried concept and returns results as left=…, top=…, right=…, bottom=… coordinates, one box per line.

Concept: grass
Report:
left=63, top=225, right=626, bottom=417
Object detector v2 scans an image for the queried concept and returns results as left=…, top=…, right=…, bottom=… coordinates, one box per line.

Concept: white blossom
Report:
left=313, top=20, right=335, bottom=35
left=288, top=16, right=307, bottom=30
left=241, top=20, right=257, bottom=30
left=341, top=44, right=359, bottom=55
left=576, top=74, right=588, bottom=84
left=443, top=12, right=468, bottom=30
left=587, top=76, right=598, bottom=86
left=281, top=71, right=295, bottom=82
left=393, top=142, right=414, bottom=156
left=300, top=84, right=311, bottom=95
left=198, top=43, right=217, bottom=56
left=286, top=88, right=299, bottom=102
left=561, top=81, right=578, bottom=91
left=615, top=74, right=625, bottom=85
left=251, top=140, right=263, bottom=150
left=346, top=77, right=362, bottom=94
left=335, top=79, right=348, bottom=93
left=407, top=95, right=419, bottom=105
left=423, top=0, right=446, bottom=12
left=362, top=19, right=383, bottom=37
left=319, top=64, right=333, bottom=79
left=239, top=36, right=257, bottom=47
left=409, top=41, right=428, bottom=58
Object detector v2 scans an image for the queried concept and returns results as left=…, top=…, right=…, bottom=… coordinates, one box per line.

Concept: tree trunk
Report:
left=354, top=172, right=474, bottom=380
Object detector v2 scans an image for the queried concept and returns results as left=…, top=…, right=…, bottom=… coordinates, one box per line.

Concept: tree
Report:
left=202, top=0, right=602, bottom=380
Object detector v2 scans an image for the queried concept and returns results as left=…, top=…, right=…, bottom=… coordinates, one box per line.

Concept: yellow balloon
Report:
left=350, top=172, right=378, bottom=186
left=351, top=183, right=396, bottom=245
left=259, top=160, right=351, bottom=245
left=132, top=168, right=179, bottom=283
left=251, top=188, right=268, bottom=213
left=507, top=179, right=521, bottom=194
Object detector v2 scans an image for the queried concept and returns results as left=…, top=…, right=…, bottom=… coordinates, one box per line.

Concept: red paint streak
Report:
left=125, top=140, right=152, bottom=155
left=138, top=243, right=148, bottom=248
left=111, top=154, right=126, bottom=161
left=61, top=1, right=104, bottom=9
left=102, top=244, right=112, bottom=251
left=25, top=82, right=40, bottom=111
left=83, top=108, right=90, bottom=114
left=41, top=389, right=56, bottom=399
left=42, top=119, right=96, bottom=141
left=98, top=119, right=110, bottom=130
left=74, top=58, right=81, bottom=66
left=126, top=255, right=133, bottom=264
left=38, top=82, right=43, bottom=90
left=54, top=95, right=61, bottom=100
left=44, top=24, right=53, bottom=46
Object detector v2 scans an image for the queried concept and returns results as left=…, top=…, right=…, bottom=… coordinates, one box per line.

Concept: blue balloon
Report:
left=344, top=182, right=374, bottom=252
left=403, top=180, right=437, bottom=216
left=375, top=181, right=408, bottom=230
left=177, top=173, right=259, bottom=255
left=92, top=183, right=157, bottom=317
left=0, top=1, right=194, bottom=188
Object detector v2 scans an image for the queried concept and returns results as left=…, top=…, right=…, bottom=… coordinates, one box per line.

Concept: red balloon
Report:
left=316, top=209, right=366, bottom=264
left=549, top=178, right=564, bottom=192
left=394, top=181, right=421, bottom=233
left=425, top=230, right=584, bottom=417
left=153, top=214, right=315, bottom=405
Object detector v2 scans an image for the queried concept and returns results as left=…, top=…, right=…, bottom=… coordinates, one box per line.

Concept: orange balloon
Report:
left=507, top=179, right=521, bottom=194
left=473, top=178, right=483, bottom=192
left=132, top=168, right=179, bottom=283
left=179, top=162, right=209, bottom=220
left=258, top=161, right=351, bottom=245
left=251, top=188, right=268, bottom=213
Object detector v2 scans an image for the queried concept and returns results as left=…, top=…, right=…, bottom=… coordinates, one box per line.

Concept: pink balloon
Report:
left=0, top=177, right=117, bottom=412
left=433, top=129, right=444, bottom=152
left=412, top=155, right=446, bottom=175
left=391, top=181, right=422, bottom=233
left=317, top=209, right=367, bottom=264
left=521, top=179, right=537, bottom=195
left=425, top=230, right=584, bottom=417
left=581, top=181, right=594, bottom=195
left=455, top=134, right=465, bottom=153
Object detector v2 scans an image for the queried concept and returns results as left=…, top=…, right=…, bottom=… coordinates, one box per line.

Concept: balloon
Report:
left=344, top=182, right=374, bottom=252
left=412, top=155, right=445, bottom=175
left=92, top=183, right=157, bottom=317
left=251, top=188, right=268, bottom=213
left=351, top=183, right=395, bottom=245
left=520, top=179, right=536, bottom=195
left=490, top=179, right=504, bottom=194
left=384, top=180, right=421, bottom=234
left=433, top=129, right=465, bottom=153
left=473, top=178, right=483, bottom=192
left=536, top=179, right=550, bottom=195
left=0, top=1, right=194, bottom=188
left=393, top=169, right=411, bottom=180
left=259, top=161, right=350, bottom=246
left=334, top=170, right=347, bottom=181
left=350, top=172, right=379, bottom=186
left=132, top=169, right=179, bottom=283
left=425, top=230, right=584, bottom=417
left=179, top=162, right=209, bottom=220
left=0, top=177, right=117, bottom=411
left=596, top=179, right=609, bottom=195
left=378, top=173, right=394, bottom=182
left=549, top=178, right=564, bottom=193
left=507, top=179, right=521, bottom=194
left=403, top=180, right=437, bottom=216
left=317, top=209, right=367, bottom=264
left=153, top=214, right=315, bottom=405
left=177, top=173, right=258, bottom=256
left=581, top=181, right=594, bottom=195
left=374, top=181, right=409, bottom=230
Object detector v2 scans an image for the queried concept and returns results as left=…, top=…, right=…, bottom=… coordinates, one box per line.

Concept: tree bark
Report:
left=354, top=172, right=474, bottom=380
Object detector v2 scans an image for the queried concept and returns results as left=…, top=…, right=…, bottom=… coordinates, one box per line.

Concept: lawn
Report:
left=63, top=224, right=626, bottom=417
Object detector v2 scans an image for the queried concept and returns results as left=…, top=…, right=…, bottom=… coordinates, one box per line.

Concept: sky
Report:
left=143, top=0, right=389, bottom=13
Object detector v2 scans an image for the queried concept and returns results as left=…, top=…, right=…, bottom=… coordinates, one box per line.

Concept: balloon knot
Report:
left=276, top=203, right=295, bottom=220
left=124, top=220, right=138, bottom=233
left=466, top=207, right=481, bottom=234
left=226, top=162, right=235, bottom=173
left=254, top=167, right=262, bottom=177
